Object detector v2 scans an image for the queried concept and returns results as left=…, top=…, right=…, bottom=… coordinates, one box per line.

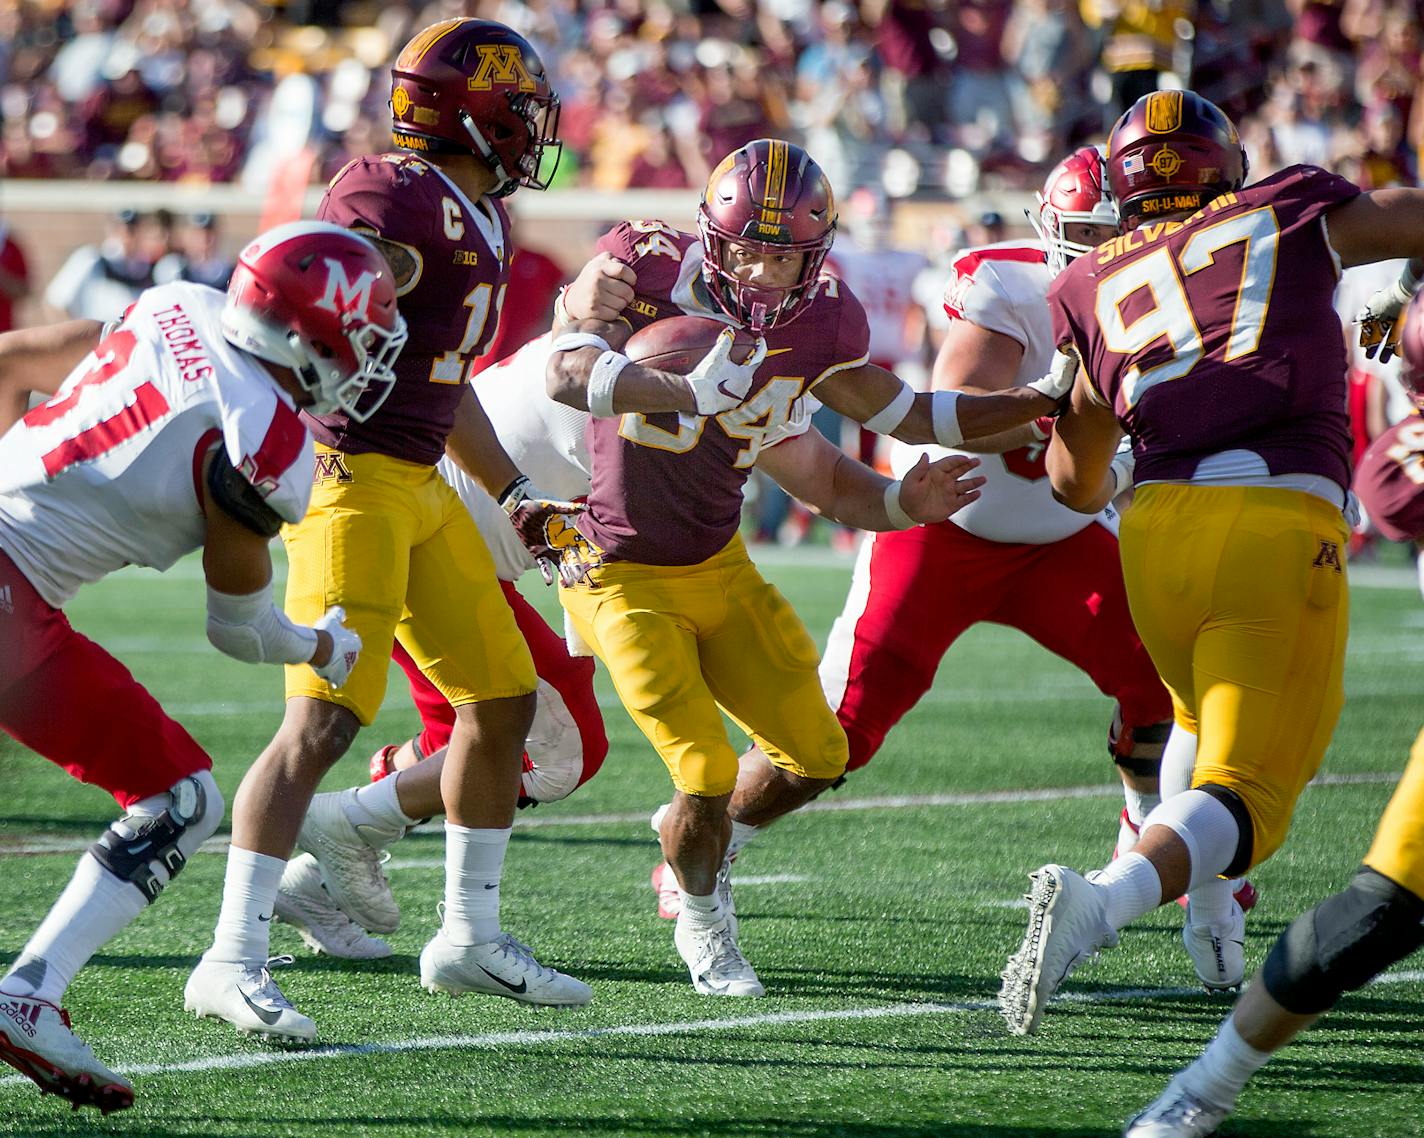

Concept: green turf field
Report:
left=2, top=548, right=1421, bottom=1138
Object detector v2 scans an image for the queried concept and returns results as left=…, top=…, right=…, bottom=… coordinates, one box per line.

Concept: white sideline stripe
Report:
left=0, top=773, right=1400, bottom=856
left=4, top=971, right=1420, bottom=1087
left=383, top=856, right=808, bottom=888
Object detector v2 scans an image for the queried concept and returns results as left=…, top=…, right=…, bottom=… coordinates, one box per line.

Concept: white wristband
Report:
left=550, top=331, right=611, bottom=355
left=553, top=287, right=574, bottom=326
left=931, top=390, right=963, bottom=448
left=588, top=350, right=632, bottom=418
left=862, top=383, right=915, bottom=434
left=883, top=479, right=915, bottom=529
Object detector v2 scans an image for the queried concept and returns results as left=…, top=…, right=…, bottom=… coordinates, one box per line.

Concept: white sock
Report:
left=678, top=889, right=723, bottom=927
left=349, top=777, right=416, bottom=842
left=203, top=847, right=285, bottom=966
left=1122, top=786, right=1161, bottom=830
left=442, top=823, right=509, bottom=946
left=727, top=819, right=759, bottom=860
left=1186, top=874, right=1236, bottom=927
left=1091, top=852, right=1163, bottom=931
left=3, top=854, right=146, bottom=1004
left=1180, top=1017, right=1272, bottom=1111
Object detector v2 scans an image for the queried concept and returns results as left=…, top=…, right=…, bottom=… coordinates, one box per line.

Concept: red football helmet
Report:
left=1029, top=145, right=1118, bottom=276
left=1107, top=90, right=1247, bottom=228
left=1401, top=289, right=1424, bottom=411
left=222, top=221, right=408, bottom=422
left=390, top=18, right=561, bottom=197
left=697, top=139, right=836, bottom=332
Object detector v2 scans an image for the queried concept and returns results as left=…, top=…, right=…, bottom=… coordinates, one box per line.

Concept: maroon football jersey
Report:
left=309, top=153, right=512, bottom=465
left=578, top=220, right=871, bottom=565
left=1354, top=414, right=1424, bottom=543
left=1050, top=165, right=1360, bottom=492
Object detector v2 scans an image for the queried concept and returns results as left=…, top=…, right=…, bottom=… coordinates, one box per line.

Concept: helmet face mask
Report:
left=1029, top=144, right=1118, bottom=276
left=1107, top=90, right=1248, bottom=229
left=390, top=18, right=562, bottom=196
left=222, top=222, right=408, bottom=422
left=697, top=139, right=836, bottom=332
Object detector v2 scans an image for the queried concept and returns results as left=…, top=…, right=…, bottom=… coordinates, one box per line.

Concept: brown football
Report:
left=623, top=315, right=759, bottom=375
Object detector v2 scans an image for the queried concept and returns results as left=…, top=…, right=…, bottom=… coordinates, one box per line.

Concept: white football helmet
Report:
left=1028, top=145, right=1117, bottom=277
left=222, top=221, right=407, bottom=422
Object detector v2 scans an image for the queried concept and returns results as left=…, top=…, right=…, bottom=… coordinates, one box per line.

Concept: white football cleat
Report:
left=999, top=864, right=1118, bottom=1036
left=1182, top=898, right=1246, bottom=992
left=297, top=788, right=401, bottom=934
left=0, top=991, right=133, bottom=1113
left=276, top=854, right=393, bottom=960
left=674, top=914, right=764, bottom=997
left=1123, top=1075, right=1234, bottom=1137
left=183, top=958, right=316, bottom=1043
left=420, top=929, right=592, bottom=1007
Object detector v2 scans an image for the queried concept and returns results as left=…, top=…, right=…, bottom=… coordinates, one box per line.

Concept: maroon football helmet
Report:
left=222, top=221, right=407, bottom=422
left=1107, top=90, right=1247, bottom=228
left=1029, top=145, right=1117, bottom=276
left=1401, top=289, right=1424, bottom=411
left=697, top=139, right=836, bottom=332
left=390, top=18, right=561, bottom=197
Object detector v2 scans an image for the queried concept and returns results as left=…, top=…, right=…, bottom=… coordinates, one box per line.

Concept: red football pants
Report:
left=819, top=520, right=1172, bottom=770
left=392, top=579, right=607, bottom=794
left=0, top=549, right=212, bottom=809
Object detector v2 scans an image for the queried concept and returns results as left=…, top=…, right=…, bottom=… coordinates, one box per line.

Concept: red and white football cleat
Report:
left=0, top=992, right=133, bottom=1113
left=368, top=744, right=397, bottom=783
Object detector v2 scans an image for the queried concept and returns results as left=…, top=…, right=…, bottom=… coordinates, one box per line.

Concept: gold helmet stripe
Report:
left=1145, top=91, right=1184, bottom=134
left=397, top=18, right=465, bottom=70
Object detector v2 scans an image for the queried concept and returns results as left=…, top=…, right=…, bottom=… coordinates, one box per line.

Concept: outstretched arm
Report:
left=755, top=427, right=984, bottom=530
left=930, top=317, right=1052, bottom=453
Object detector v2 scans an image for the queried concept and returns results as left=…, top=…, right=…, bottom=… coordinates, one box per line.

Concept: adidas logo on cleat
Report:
left=0, top=997, right=42, bottom=1039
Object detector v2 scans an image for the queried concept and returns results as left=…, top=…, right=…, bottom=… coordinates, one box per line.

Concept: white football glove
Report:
left=1109, top=437, right=1136, bottom=498
left=1355, top=278, right=1415, bottom=363
left=1026, top=348, right=1081, bottom=403
left=684, top=327, right=767, bottom=415
left=311, top=605, right=361, bottom=688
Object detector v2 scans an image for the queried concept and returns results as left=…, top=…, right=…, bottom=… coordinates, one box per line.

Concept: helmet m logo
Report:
left=1150, top=147, right=1184, bottom=177
left=315, top=259, right=376, bottom=319
left=468, top=45, right=536, bottom=92
left=1145, top=91, right=1183, bottom=133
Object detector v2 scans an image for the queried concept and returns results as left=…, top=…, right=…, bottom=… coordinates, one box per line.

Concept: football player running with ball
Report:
left=187, top=18, right=590, bottom=1042
left=0, top=222, right=394, bottom=1111
left=547, top=138, right=1076, bottom=997
left=998, top=89, right=1424, bottom=1037
left=1123, top=291, right=1424, bottom=1137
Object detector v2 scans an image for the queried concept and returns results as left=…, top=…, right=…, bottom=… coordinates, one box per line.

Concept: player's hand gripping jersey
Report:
left=578, top=220, right=871, bottom=565
left=0, top=283, right=312, bottom=606
left=311, top=153, right=513, bottom=464
left=1049, top=166, right=1358, bottom=495
left=894, top=241, right=1107, bottom=544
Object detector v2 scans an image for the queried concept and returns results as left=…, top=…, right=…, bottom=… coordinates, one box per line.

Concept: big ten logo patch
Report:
left=314, top=452, right=354, bottom=485
left=1312, top=539, right=1342, bottom=573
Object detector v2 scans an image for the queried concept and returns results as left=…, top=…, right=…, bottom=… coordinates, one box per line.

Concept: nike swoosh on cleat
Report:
left=483, top=883, right=498, bottom=890
left=476, top=966, right=527, bottom=994
left=257, top=913, right=272, bottom=922
left=238, top=989, right=283, bottom=1026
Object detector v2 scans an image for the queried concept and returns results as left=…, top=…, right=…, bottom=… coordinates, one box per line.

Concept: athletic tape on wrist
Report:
left=861, top=383, right=915, bottom=434
left=931, top=390, right=964, bottom=449
left=550, top=331, right=611, bottom=355
left=552, top=287, right=574, bottom=326
left=883, top=480, right=916, bottom=529
left=588, top=350, right=632, bottom=418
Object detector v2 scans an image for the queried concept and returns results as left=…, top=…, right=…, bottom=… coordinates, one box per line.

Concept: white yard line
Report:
left=3, top=971, right=1420, bottom=1087
left=0, top=772, right=1400, bottom=855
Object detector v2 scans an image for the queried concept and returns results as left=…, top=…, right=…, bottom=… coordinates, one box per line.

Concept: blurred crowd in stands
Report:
left=0, top=0, right=1419, bottom=200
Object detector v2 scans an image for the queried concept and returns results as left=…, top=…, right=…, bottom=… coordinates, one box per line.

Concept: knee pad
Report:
left=89, top=769, right=224, bottom=903
left=1263, top=867, right=1424, bottom=1015
left=1109, top=710, right=1170, bottom=779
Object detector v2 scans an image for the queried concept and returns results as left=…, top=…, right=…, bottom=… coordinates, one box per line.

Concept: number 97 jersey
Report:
left=1048, top=164, right=1359, bottom=493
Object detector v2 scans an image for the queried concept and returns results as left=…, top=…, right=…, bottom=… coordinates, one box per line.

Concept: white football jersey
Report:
left=890, top=241, right=1106, bottom=545
left=438, top=332, right=593, bottom=581
left=0, top=283, right=313, bottom=607
left=826, top=240, right=930, bottom=366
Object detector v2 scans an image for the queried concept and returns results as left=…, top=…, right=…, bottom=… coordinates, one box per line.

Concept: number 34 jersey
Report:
left=0, top=282, right=313, bottom=608
left=1049, top=165, right=1359, bottom=494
